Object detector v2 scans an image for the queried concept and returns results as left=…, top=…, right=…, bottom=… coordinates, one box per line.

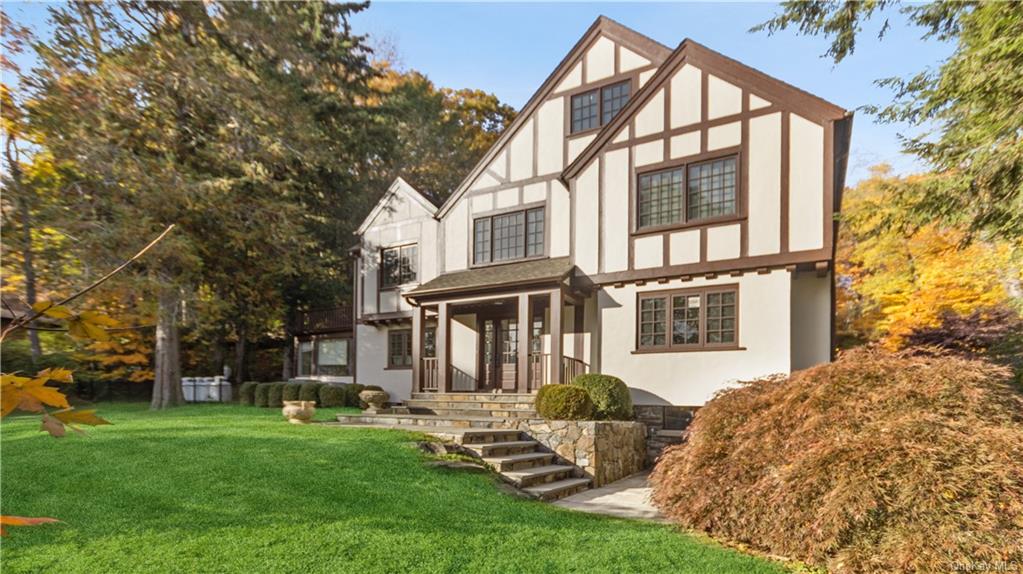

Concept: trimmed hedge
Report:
left=282, top=383, right=302, bottom=402
left=238, top=382, right=258, bottom=406
left=298, top=382, right=323, bottom=403
left=535, top=384, right=594, bottom=420
left=253, top=383, right=271, bottom=407
left=570, top=374, right=633, bottom=420
left=267, top=383, right=285, bottom=408
left=650, top=347, right=1023, bottom=574
left=319, top=384, right=345, bottom=408
left=344, top=383, right=365, bottom=408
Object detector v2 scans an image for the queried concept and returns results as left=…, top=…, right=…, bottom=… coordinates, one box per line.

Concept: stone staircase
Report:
left=334, top=392, right=591, bottom=501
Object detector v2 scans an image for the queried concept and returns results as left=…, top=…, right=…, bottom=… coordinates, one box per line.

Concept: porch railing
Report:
left=290, top=306, right=353, bottom=335
left=419, top=354, right=588, bottom=392
left=421, top=357, right=438, bottom=391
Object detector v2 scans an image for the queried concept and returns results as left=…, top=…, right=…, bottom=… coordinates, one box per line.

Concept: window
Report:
left=570, top=80, right=632, bottom=134
left=388, top=330, right=413, bottom=368
left=316, top=338, right=350, bottom=376
left=381, top=244, right=418, bottom=288
left=638, top=168, right=684, bottom=229
left=601, top=80, right=631, bottom=124
left=297, top=341, right=314, bottom=376
left=687, top=157, right=737, bottom=221
left=424, top=327, right=436, bottom=358
left=473, top=207, right=544, bottom=265
left=637, top=155, right=738, bottom=231
left=637, top=287, right=738, bottom=351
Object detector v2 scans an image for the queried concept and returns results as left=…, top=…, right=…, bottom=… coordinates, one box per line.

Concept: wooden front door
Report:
left=480, top=316, right=518, bottom=391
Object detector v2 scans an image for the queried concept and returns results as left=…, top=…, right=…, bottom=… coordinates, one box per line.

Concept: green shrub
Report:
left=319, top=384, right=345, bottom=408
left=298, top=382, right=322, bottom=403
left=253, top=383, right=271, bottom=407
left=238, top=382, right=259, bottom=406
left=344, top=383, right=365, bottom=407
left=650, top=347, right=1023, bottom=574
left=570, top=374, right=633, bottom=420
left=535, top=384, right=593, bottom=420
left=267, top=383, right=285, bottom=408
left=282, top=383, right=302, bottom=401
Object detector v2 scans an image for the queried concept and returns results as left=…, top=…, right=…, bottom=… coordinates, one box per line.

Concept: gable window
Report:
left=381, top=244, right=418, bottom=288
left=570, top=80, right=632, bottom=134
left=637, top=286, right=738, bottom=351
left=388, top=329, right=413, bottom=368
left=473, top=207, right=544, bottom=265
left=637, top=155, right=738, bottom=231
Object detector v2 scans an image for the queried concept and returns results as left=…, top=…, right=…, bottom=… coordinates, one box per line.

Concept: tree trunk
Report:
left=281, top=310, right=293, bottom=380
left=6, top=138, right=42, bottom=365
left=233, top=326, right=248, bottom=385
left=151, top=288, right=183, bottom=410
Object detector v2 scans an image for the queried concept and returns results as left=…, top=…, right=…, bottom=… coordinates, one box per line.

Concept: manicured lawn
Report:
left=1, top=403, right=783, bottom=573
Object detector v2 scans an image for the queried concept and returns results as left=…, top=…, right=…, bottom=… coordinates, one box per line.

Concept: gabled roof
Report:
left=562, top=38, right=848, bottom=183
left=435, top=16, right=672, bottom=219
left=356, top=176, right=438, bottom=236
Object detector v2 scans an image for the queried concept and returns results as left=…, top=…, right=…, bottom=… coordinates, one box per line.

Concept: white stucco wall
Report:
left=356, top=324, right=412, bottom=402
left=789, top=113, right=825, bottom=251
left=790, top=271, right=832, bottom=371
left=596, top=270, right=793, bottom=406
left=451, top=314, right=479, bottom=391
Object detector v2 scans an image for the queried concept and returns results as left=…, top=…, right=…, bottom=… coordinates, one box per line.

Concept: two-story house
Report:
left=350, top=16, right=852, bottom=412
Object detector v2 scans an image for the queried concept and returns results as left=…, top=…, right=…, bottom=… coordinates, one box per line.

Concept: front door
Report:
left=480, top=317, right=518, bottom=391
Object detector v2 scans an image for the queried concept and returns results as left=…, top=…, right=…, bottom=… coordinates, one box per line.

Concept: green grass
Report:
left=1, top=403, right=784, bottom=573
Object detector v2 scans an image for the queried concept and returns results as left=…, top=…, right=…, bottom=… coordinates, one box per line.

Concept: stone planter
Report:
left=282, top=400, right=316, bottom=424
left=507, top=419, right=647, bottom=487
left=359, top=389, right=389, bottom=414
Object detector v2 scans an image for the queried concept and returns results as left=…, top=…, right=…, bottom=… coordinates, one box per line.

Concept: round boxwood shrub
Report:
left=282, top=383, right=302, bottom=401
left=238, top=382, right=258, bottom=406
left=570, top=374, right=633, bottom=420
left=650, top=347, right=1023, bottom=574
left=535, top=384, right=594, bottom=420
left=253, top=383, right=271, bottom=407
left=344, top=383, right=365, bottom=407
left=298, top=382, right=322, bottom=403
left=319, top=384, right=346, bottom=408
left=267, top=383, right=285, bottom=408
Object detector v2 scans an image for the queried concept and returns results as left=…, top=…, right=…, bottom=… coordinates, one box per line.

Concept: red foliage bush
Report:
left=650, top=347, right=1023, bottom=574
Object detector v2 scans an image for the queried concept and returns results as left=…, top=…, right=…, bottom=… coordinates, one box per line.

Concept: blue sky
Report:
left=7, top=2, right=955, bottom=185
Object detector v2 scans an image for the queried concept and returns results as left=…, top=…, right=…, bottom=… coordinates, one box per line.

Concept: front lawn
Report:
left=1, top=403, right=783, bottom=573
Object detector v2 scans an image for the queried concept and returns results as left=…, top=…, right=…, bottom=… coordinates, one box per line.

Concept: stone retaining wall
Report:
left=509, top=420, right=646, bottom=487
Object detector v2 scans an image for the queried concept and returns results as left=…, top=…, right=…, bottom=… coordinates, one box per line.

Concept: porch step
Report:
left=405, top=399, right=536, bottom=411
left=502, top=464, right=576, bottom=488
left=336, top=413, right=513, bottom=429
left=463, top=440, right=539, bottom=457
left=407, top=405, right=538, bottom=419
left=523, top=478, right=592, bottom=502
left=411, top=392, right=536, bottom=404
left=482, top=452, right=555, bottom=472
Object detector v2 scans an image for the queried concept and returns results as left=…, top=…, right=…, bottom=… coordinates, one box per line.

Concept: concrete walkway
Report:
left=553, top=471, right=666, bottom=522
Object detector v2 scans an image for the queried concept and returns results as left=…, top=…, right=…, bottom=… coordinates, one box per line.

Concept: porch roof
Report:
left=406, top=257, right=575, bottom=301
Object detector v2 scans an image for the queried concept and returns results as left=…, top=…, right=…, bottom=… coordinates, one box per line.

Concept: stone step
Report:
left=336, top=413, right=510, bottom=429
left=482, top=452, right=555, bottom=472
left=463, top=440, right=538, bottom=457
left=407, top=406, right=538, bottom=419
left=458, top=429, right=522, bottom=445
left=523, top=477, right=592, bottom=502
left=502, top=464, right=576, bottom=488
left=405, top=399, right=536, bottom=411
left=411, top=392, right=536, bottom=403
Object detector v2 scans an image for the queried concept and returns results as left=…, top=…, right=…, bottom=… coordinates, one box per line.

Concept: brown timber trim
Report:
left=603, top=106, right=779, bottom=152
left=437, top=16, right=670, bottom=220
left=780, top=111, right=791, bottom=253
left=589, top=250, right=831, bottom=286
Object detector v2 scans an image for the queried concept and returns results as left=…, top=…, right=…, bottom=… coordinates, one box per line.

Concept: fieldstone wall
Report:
left=509, top=420, right=646, bottom=487
left=635, top=405, right=698, bottom=465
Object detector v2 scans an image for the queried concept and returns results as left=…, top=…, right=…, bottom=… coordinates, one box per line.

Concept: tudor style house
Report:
left=350, top=17, right=852, bottom=410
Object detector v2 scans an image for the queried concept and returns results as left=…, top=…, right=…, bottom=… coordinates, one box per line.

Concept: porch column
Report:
left=411, top=304, right=425, bottom=393
left=549, top=288, right=563, bottom=385
left=437, top=301, right=451, bottom=392
left=516, top=294, right=530, bottom=393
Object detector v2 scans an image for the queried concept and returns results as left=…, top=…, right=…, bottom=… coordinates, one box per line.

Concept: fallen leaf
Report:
left=0, top=515, right=60, bottom=536
left=40, top=414, right=66, bottom=438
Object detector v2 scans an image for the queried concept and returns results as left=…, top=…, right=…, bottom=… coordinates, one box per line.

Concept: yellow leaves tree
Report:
left=837, top=166, right=1022, bottom=348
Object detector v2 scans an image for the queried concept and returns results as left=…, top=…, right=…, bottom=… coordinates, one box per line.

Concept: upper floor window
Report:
left=638, top=286, right=738, bottom=351
left=570, top=80, right=631, bottom=134
left=637, top=155, right=738, bottom=231
left=381, top=244, right=417, bottom=288
left=473, top=207, right=544, bottom=265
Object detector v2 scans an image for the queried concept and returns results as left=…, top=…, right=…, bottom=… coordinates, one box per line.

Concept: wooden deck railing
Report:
left=421, top=357, right=439, bottom=391
left=419, top=354, right=588, bottom=392
left=291, top=306, right=353, bottom=335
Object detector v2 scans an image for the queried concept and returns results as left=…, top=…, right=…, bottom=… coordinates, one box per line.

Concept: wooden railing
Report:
left=562, top=356, right=587, bottom=383
left=421, top=357, right=438, bottom=391
left=291, top=306, right=353, bottom=335
left=528, top=353, right=588, bottom=389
